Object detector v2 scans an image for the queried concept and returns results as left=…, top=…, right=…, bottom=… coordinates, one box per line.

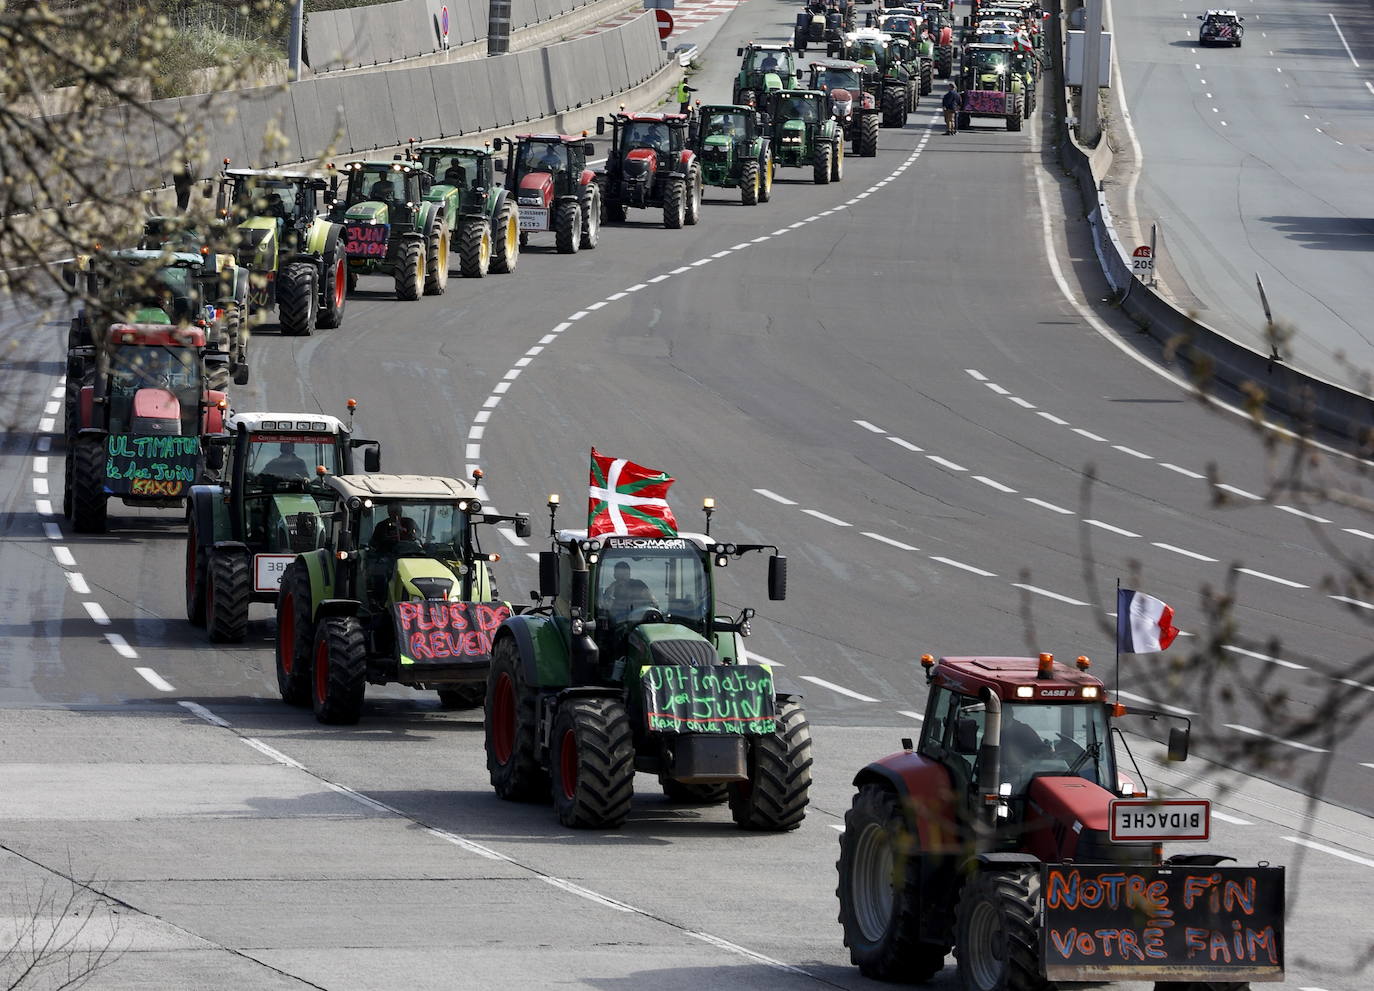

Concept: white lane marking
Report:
left=65, top=572, right=90, bottom=594
left=1226, top=724, right=1328, bottom=754
left=799, top=675, right=879, bottom=703
left=1344, top=528, right=1374, bottom=540
left=467, top=426, right=486, bottom=439
left=690, top=258, right=713, bottom=267
left=985, top=382, right=1010, bottom=395
left=483, top=396, right=501, bottom=408
left=670, top=266, right=691, bottom=275
left=568, top=311, right=588, bottom=321
left=33, top=456, right=48, bottom=473
left=889, top=437, right=922, bottom=452
left=1024, top=497, right=1073, bottom=515
left=324, top=780, right=392, bottom=812
left=930, top=556, right=996, bottom=577
left=43, top=523, right=61, bottom=540
left=625, top=283, right=647, bottom=292
left=1072, top=428, right=1108, bottom=442
left=1330, top=595, right=1374, bottom=611
left=464, top=443, right=481, bottom=459
left=1151, top=542, right=1217, bottom=562
left=497, top=528, right=528, bottom=547
left=648, top=274, right=671, bottom=283
left=49, top=385, right=63, bottom=399
left=1329, top=13, right=1361, bottom=67
left=1368, top=81, right=1374, bottom=96
left=854, top=419, right=886, bottom=433
left=542, top=876, right=636, bottom=913
left=750, top=236, right=770, bottom=243
left=586, top=300, right=609, bottom=310
left=35, top=499, right=52, bottom=516
left=83, top=602, right=110, bottom=625
left=106, top=633, right=137, bottom=659
left=803, top=509, right=852, bottom=527
left=742, top=651, right=784, bottom=669
left=1288, top=837, right=1374, bottom=867
left=473, top=411, right=491, bottom=424
left=423, top=826, right=513, bottom=863
left=1038, top=412, right=1069, bottom=425
left=926, top=455, right=966, bottom=472
left=1223, top=645, right=1306, bottom=670
left=525, top=552, right=541, bottom=562
left=1161, top=463, right=1205, bottom=479
left=754, top=488, right=797, bottom=506
left=974, top=476, right=1016, bottom=493
left=551, top=321, right=573, bottom=334
left=965, top=369, right=987, bottom=381
left=1112, top=445, right=1151, bottom=459
left=1009, top=397, right=1035, bottom=409
left=38, top=418, right=54, bottom=433
left=684, top=930, right=812, bottom=977
left=1085, top=519, right=1140, bottom=538
left=43, top=401, right=59, bottom=415
left=1114, top=690, right=1195, bottom=716
left=829, top=824, right=845, bottom=832
left=1335, top=678, right=1374, bottom=694
left=605, top=292, right=627, bottom=301
left=179, top=700, right=230, bottom=727
left=1210, top=810, right=1253, bottom=825
left=897, top=710, right=924, bottom=722
left=730, top=244, right=751, bottom=251
left=53, top=546, right=76, bottom=567
left=240, top=737, right=307, bottom=769
left=1276, top=505, right=1330, bottom=523
left=862, top=532, right=917, bottom=551
left=1011, top=583, right=1089, bottom=606
left=788, top=222, right=807, bottom=229
left=1235, top=567, right=1307, bottom=589
left=770, top=228, right=790, bottom=236
left=503, top=368, right=522, bottom=380
left=135, top=667, right=174, bottom=692
left=1216, top=483, right=1261, bottom=500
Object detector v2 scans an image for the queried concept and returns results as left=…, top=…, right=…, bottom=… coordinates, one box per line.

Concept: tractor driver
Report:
left=261, top=441, right=310, bottom=480
left=366, top=501, right=421, bottom=603
left=368, top=176, right=398, bottom=205
left=601, top=561, right=659, bottom=620
left=779, top=96, right=817, bottom=123
left=524, top=142, right=566, bottom=174
left=442, top=160, right=468, bottom=189
left=624, top=121, right=668, bottom=153
left=760, top=53, right=779, bottom=72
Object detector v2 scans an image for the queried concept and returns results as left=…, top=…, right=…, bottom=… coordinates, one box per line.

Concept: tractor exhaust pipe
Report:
left=974, top=687, right=1002, bottom=849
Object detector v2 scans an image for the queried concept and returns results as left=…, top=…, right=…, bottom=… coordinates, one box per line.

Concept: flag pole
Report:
left=1114, top=577, right=1121, bottom=702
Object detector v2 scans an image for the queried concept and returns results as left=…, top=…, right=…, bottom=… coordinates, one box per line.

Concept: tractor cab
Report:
left=733, top=43, right=800, bottom=106
left=500, top=135, right=591, bottom=207
left=217, top=168, right=336, bottom=265
left=689, top=105, right=774, bottom=205
left=772, top=90, right=827, bottom=126
left=963, top=42, right=1012, bottom=90
left=810, top=57, right=879, bottom=104
left=335, top=161, right=428, bottom=228
left=102, top=330, right=207, bottom=438
left=415, top=146, right=496, bottom=205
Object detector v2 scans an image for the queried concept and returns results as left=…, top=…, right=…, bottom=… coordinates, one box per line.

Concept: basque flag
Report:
left=587, top=448, right=678, bottom=538
left=1116, top=588, right=1179, bottom=653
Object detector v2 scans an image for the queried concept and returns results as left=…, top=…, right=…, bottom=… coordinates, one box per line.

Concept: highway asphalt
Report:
left=1, top=0, right=1371, bottom=987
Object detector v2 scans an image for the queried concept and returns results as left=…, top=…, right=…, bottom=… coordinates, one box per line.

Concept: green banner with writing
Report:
left=642, top=664, right=775, bottom=735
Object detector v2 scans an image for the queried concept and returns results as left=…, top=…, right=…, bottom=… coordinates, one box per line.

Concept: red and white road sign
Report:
left=654, top=7, right=675, bottom=38
left=1132, top=244, right=1154, bottom=278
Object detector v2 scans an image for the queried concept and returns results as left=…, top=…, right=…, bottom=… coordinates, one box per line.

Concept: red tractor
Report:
left=64, top=323, right=229, bottom=533
left=837, top=652, right=1285, bottom=990
left=492, top=133, right=601, bottom=254
left=594, top=112, right=703, bottom=229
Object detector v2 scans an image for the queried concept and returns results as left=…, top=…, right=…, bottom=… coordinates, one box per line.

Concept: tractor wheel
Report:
left=485, top=635, right=550, bottom=801
left=1006, top=95, right=1023, bottom=132
left=740, top=159, right=760, bottom=206
left=437, top=683, right=487, bottom=710
left=221, top=305, right=249, bottom=381
left=858, top=113, right=879, bottom=156
left=813, top=142, right=833, bottom=185
left=554, top=200, right=581, bottom=254
left=954, top=867, right=1047, bottom=991
left=206, top=359, right=230, bottom=394
left=729, top=699, right=813, bottom=830
left=937, top=46, right=952, bottom=77
left=881, top=86, right=905, bottom=127
left=185, top=520, right=207, bottom=626
left=958, top=110, right=971, bottom=130
left=207, top=550, right=251, bottom=644
left=738, top=88, right=757, bottom=110
left=395, top=238, right=425, bottom=300
left=423, top=220, right=449, bottom=295
left=318, top=253, right=347, bottom=329
left=921, top=62, right=934, bottom=95
left=660, top=779, right=729, bottom=804
left=490, top=202, right=520, bottom=274
left=684, top=164, right=703, bottom=226
left=831, top=139, right=844, bottom=182
left=277, top=261, right=317, bottom=337
left=63, top=359, right=85, bottom=440
left=663, top=178, right=686, bottom=229
left=458, top=216, right=492, bottom=278
left=519, top=232, right=529, bottom=248
left=70, top=434, right=107, bottom=533
left=550, top=696, right=635, bottom=829
left=759, top=153, right=774, bottom=202
left=275, top=561, right=314, bottom=707
left=837, top=783, right=950, bottom=981
left=606, top=197, right=627, bottom=223
left=62, top=449, right=74, bottom=519
left=579, top=184, right=601, bottom=249
left=312, top=615, right=367, bottom=725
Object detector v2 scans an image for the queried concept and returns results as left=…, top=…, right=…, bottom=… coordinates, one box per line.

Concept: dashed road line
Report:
left=973, top=475, right=1016, bottom=493
left=1084, top=519, right=1139, bottom=538
left=1151, top=542, right=1217, bottom=562
left=803, top=509, right=851, bottom=527
left=1223, top=645, right=1306, bottom=670
left=862, top=532, right=917, bottom=551
left=1024, top=497, right=1072, bottom=515
left=930, top=556, right=997, bottom=578
left=799, top=675, right=879, bottom=703
left=754, top=488, right=797, bottom=506
left=1012, top=583, right=1088, bottom=606
left=1235, top=567, right=1308, bottom=589
left=135, top=667, right=174, bottom=692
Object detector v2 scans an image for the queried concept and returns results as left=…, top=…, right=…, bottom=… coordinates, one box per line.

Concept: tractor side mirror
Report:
left=584, top=141, right=595, bottom=155
left=492, top=137, right=503, bottom=151
left=205, top=444, right=225, bottom=472
left=494, top=158, right=506, bottom=173
left=538, top=550, right=560, bottom=598
left=736, top=46, right=744, bottom=55
left=767, top=554, right=787, bottom=601
left=1196, top=14, right=1203, bottom=19
left=362, top=443, right=381, bottom=473
left=232, top=363, right=250, bottom=386
left=595, top=117, right=606, bottom=135
left=1167, top=727, right=1190, bottom=762
left=201, top=253, right=219, bottom=277
left=514, top=515, right=532, bottom=539
left=201, top=181, right=214, bottom=199
left=955, top=717, right=980, bottom=754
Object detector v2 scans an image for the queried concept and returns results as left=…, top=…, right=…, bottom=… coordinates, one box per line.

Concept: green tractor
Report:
left=484, top=500, right=812, bottom=831
left=871, top=9, right=935, bottom=95
left=412, top=143, right=520, bottom=278
left=215, top=166, right=349, bottom=336
left=843, top=28, right=916, bottom=126
left=330, top=159, right=450, bottom=300
left=274, top=472, right=532, bottom=723
left=185, top=407, right=381, bottom=643
left=688, top=104, right=775, bottom=206
left=957, top=43, right=1025, bottom=131
left=808, top=58, right=882, bottom=157
left=765, top=89, right=846, bottom=184
left=732, top=42, right=802, bottom=109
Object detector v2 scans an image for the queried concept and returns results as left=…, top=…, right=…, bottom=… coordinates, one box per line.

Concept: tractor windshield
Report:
left=245, top=433, right=341, bottom=489
left=422, top=152, right=485, bottom=192
left=777, top=95, right=821, bottom=122
left=817, top=68, right=863, bottom=91
left=104, top=261, right=206, bottom=324
left=518, top=141, right=567, bottom=175
left=106, top=345, right=202, bottom=436
left=594, top=543, right=709, bottom=631
left=232, top=178, right=306, bottom=223
left=350, top=168, right=405, bottom=206
left=702, top=113, right=748, bottom=140
left=360, top=499, right=468, bottom=559
left=969, top=49, right=1010, bottom=75
left=748, top=50, right=786, bottom=72
left=623, top=121, right=670, bottom=152
left=882, top=16, right=914, bottom=34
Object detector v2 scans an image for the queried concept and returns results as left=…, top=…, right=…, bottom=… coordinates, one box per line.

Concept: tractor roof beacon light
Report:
left=1037, top=651, right=1054, bottom=679
left=702, top=496, right=715, bottom=536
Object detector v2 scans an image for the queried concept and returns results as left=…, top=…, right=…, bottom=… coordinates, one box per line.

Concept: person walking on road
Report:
left=941, top=83, right=959, bottom=135
left=676, top=78, right=697, bottom=114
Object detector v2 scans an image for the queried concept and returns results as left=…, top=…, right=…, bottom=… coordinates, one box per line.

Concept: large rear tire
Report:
left=423, top=220, right=448, bottom=295
left=490, top=202, right=520, bottom=274
left=275, top=561, right=314, bottom=707
left=554, top=200, right=581, bottom=254
left=1007, top=95, right=1023, bottom=132
left=206, top=550, right=251, bottom=644
left=954, top=867, right=1048, bottom=991
left=551, top=697, right=635, bottom=829
left=312, top=615, right=367, bottom=725
left=882, top=86, right=905, bottom=127
left=729, top=699, right=812, bottom=830
left=663, top=178, right=686, bottom=229
left=395, top=239, right=424, bottom=300
left=831, top=139, right=844, bottom=182
left=813, top=143, right=833, bottom=185
left=858, top=114, right=879, bottom=157
left=70, top=435, right=107, bottom=533
left=759, top=153, right=774, bottom=203
left=837, top=783, right=950, bottom=981
left=606, top=197, right=627, bottom=223
left=317, top=253, right=347, bottom=329
left=458, top=216, right=492, bottom=278
left=580, top=184, right=601, bottom=249
left=683, top=164, right=703, bottom=226
left=740, top=159, right=760, bottom=206
left=485, top=636, right=549, bottom=801
left=185, top=521, right=207, bottom=626
left=738, top=88, right=757, bottom=110
left=277, top=262, right=317, bottom=336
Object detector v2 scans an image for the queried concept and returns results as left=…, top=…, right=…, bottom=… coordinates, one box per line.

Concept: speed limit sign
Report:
left=1132, top=244, right=1154, bottom=279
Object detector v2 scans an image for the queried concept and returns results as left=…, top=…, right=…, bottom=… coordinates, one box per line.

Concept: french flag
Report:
left=1117, top=588, right=1179, bottom=653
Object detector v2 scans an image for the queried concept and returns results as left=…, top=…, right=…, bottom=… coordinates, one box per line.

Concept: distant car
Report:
left=673, top=43, right=699, bottom=67
left=1198, top=9, right=1243, bottom=47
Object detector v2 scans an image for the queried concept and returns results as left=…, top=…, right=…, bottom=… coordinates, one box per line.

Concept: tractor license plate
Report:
left=517, top=207, right=548, bottom=231
left=254, top=554, right=295, bottom=592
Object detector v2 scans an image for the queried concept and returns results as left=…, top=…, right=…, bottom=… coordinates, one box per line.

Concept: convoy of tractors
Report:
left=51, top=0, right=1286, bottom=986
